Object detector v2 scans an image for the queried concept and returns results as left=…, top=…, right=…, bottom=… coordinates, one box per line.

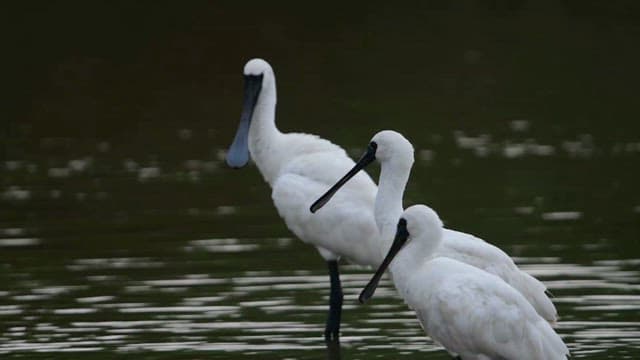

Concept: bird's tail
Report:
left=515, top=271, right=558, bottom=324
left=538, top=320, right=570, bottom=359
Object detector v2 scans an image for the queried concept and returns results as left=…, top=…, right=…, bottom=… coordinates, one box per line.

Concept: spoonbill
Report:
left=226, top=58, right=381, bottom=341
left=310, top=130, right=557, bottom=322
left=360, top=205, right=569, bottom=360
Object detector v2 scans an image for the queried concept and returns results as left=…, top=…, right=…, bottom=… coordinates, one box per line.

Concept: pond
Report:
left=2, top=2, right=639, bottom=359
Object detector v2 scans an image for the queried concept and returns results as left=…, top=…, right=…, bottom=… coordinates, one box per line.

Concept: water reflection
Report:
left=0, top=177, right=640, bottom=359
left=0, top=227, right=638, bottom=358
left=1, top=113, right=639, bottom=359
left=325, top=340, right=342, bottom=360
left=0, top=238, right=40, bottom=247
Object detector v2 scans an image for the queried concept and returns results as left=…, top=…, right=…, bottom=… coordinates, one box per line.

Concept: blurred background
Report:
left=1, top=1, right=639, bottom=359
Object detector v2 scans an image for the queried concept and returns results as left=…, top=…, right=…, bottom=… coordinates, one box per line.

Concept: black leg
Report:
left=324, top=260, right=343, bottom=342
left=325, top=336, right=342, bottom=360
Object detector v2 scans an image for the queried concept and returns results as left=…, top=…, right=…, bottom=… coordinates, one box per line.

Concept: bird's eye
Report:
left=396, top=218, right=410, bottom=238
left=369, top=141, right=378, bottom=150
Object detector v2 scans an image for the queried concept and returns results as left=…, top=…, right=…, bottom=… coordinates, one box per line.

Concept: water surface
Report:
left=2, top=2, right=640, bottom=359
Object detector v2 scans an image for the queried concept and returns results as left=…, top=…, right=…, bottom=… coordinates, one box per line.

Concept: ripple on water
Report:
left=1, top=186, right=31, bottom=201
left=0, top=305, right=23, bottom=316
left=76, top=296, right=115, bottom=303
left=143, top=277, right=228, bottom=287
left=1, top=228, right=26, bottom=236
left=118, top=305, right=239, bottom=314
left=185, top=238, right=260, bottom=253
left=67, top=257, right=164, bottom=271
left=0, top=238, right=40, bottom=247
left=1, top=239, right=639, bottom=358
left=52, top=308, right=98, bottom=315
left=541, top=211, right=583, bottom=221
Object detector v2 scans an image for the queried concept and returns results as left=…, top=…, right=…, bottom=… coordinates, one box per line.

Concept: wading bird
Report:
left=310, top=130, right=557, bottom=322
left=360, top=205, right=569, bottom=360
left=226, top=58, right=382, bottom=341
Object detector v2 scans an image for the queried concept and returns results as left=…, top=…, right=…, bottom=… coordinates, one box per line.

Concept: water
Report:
left=3, top=2, right=640, bottom=359
left=2, top=132, right=639, bottom=359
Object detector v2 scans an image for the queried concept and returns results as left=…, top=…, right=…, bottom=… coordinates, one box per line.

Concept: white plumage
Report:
left=361, top=205, right=569, bottom=360
left=230, top=58, right=381, bottom=266
left=269, top=141, right=382, bottom=266
left=226, top=59, right=382, bottom=340
left=311, top=130, right=557, bottom=322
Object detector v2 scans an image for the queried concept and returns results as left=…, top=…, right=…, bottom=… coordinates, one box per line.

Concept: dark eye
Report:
left=369, top=141, right=378, bottom=150
left=397, top=218, right=410, bottom=238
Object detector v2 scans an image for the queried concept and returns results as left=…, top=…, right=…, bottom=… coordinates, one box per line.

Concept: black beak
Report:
left=226, top=74, right=264, bottom=168
left=309, top=142, right=377, bottom=213
left=359, top=218, right=409, bottom=304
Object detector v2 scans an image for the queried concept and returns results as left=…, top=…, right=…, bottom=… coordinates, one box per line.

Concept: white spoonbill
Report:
left=226, top=58, right=381, bottom=341
left=360, top=205, right=569, bottom=360
left=310, top=130, right=557, bottom=322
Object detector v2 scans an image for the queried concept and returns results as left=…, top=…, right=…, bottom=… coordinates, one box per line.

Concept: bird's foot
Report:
left=324, top=314, right=341, bottom=342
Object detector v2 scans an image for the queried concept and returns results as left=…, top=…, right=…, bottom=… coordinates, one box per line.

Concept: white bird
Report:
left=311, top=130, right=558, bottom=322
left=360, top=205, right=569, bottom=360
left=226, top=58, right=382, bottom=340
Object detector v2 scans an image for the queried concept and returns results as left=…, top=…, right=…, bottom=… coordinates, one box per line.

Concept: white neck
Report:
left=248, top=76, right=283, bottom=185
left=388, top=238, right=422, bottom=292
left=389, top=229, right=441, bottom=296
left=374, top=160, right=412, bottom=255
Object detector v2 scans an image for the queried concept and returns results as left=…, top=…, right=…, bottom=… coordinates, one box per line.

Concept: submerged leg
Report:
left=324, top=260, right=343, bottom=342
left=325, top=337, right=342, bottom=360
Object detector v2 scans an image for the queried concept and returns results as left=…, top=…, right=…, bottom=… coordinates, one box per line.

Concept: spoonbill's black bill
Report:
left=359, top=218, right=409, bottom=304
left=310, top=142, right=376, bottom=213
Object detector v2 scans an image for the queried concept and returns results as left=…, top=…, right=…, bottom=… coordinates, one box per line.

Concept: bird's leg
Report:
left=324, top=260, right=343, bottom=342
left=325, top=336, right=342, bottom=360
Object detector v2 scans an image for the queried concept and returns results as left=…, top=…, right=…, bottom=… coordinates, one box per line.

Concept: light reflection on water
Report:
left=1, top=130, right=639, bottom=359
left=0, top=232, right=638, bottom=358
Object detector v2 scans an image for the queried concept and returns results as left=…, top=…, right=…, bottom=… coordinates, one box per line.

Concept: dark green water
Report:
left=2, top=2, right=640, bottom=359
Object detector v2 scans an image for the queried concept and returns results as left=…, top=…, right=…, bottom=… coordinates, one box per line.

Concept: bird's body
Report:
left=226, top=59, right=381, bottom=340
left=435, top=228, right=555, bottom=323
left=311, top=130, right=557, bottom=322
left=360, top=205, right=569, bottom=360
left=269, top=137, right=380, bottom=266
left=406, top=259, right=567, bottom=360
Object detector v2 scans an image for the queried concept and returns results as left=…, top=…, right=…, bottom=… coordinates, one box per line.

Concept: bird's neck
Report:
left=248, top=80, right=284, bottom=185
left=388, top=238, right=423, bottom=294
left=374, top=161, right=412, bottom=255
left=389, top=232, right=441, bottom=296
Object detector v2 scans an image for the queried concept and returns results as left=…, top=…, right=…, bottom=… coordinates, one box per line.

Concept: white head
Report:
left=310, top=130, right=415, bottom=214
left=402, top=204, right=444, bottom=253
left=243, top=58, right=275, bottom=90
left=226, top=58, right=276, bottom=168
left=370, top=130, right=415, bottom=167
left=359, top=204, right=444, bottom=303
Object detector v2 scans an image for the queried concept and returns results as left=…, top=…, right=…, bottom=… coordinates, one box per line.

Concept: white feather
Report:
left=388, top=205, right=569, bottom=359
